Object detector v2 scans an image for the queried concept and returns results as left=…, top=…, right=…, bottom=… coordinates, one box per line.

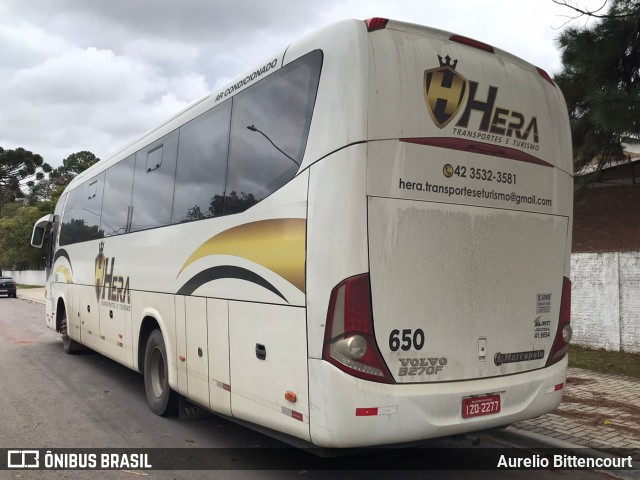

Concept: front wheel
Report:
left=143, top=329, right=178, bottom=416
left=60, top=309, right=79, bottom=354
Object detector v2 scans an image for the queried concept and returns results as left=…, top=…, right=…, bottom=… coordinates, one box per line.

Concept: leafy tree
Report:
left=0, top=205, right=49, bottom=270
left=554, top=0, right=640, bottom=177
left=26, top=150, right=99, bottom=207
left=49, top=151, right=100, bottom=188
left=0, top=147, right=51, bottom=215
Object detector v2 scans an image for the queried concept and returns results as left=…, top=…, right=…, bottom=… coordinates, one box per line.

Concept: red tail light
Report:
left=322, top=274, right=394, bottom=383
left=546, top=277, right=572, bottom=367
left=449, top=34, right=495, bottom=53
left=536, top=67, right=555, bottom=86
left=365, top=18, right=389, bottom=32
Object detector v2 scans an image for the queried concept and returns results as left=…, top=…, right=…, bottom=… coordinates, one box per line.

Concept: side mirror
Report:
left=31, top=214, right=53, bottom=248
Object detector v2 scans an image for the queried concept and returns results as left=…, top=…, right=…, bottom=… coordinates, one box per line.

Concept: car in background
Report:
left=0, top=277, right=17, bottom=298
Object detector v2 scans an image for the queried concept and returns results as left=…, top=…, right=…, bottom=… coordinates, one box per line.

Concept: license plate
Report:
left=462, top=394, right=501, bottom=419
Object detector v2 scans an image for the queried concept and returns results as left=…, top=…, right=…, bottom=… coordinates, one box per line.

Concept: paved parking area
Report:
left=514, top=367, right=640, bottom=460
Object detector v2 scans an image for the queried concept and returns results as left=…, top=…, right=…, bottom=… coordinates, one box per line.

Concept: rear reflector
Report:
left=365, top=18, right=389, bottom=32
left=544, top=383, right=564, bottom=394
left=450, top=34, right=495, bottom=53
left=356, top=407, right=379, bottom=416
left=356, top=405, right=398, bottom=416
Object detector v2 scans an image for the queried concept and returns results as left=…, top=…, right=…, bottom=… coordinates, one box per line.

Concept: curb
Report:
left=16, top=294, right=46, bottom=305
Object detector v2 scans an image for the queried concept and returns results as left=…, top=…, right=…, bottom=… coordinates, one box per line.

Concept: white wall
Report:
left=5, top=270, right=46, bottom=287
left=571, top=252, right=640, bottom=353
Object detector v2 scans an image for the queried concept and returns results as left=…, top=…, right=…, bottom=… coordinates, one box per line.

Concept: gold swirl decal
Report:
left=179, top=218, right=306, bottom=293
left=55, top=265, right=73, bottom=283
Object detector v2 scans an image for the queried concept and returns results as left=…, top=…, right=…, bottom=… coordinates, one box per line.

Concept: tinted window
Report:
left=101, top=155, right=135, bottom=236
left=225, top=50, right=322, bottom=215
left=81, top=173, right=105, bottom=237
left=172, top=100, right=231, bottom=223
left=130, top=130, right=178, bottom=232
left=60, top=188, right=81, bottom=245
left=60, top=178, right=104, bottom=246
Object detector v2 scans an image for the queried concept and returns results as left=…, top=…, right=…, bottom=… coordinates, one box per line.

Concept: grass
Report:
left=569, top=344, right=640, bottom=379
left=17, top=284, right=42, bottom=289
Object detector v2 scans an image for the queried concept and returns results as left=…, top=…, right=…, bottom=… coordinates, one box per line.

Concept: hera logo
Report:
left=95, top=242, right=130, bottom=304
left=424, top=55, right=468, bottom=128
left=424, top=55, right=539, bottom=144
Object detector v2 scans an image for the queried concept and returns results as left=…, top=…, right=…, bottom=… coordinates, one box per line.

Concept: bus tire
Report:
left=60, top=309, right=79, bottom=354
left=144, top=329, right=178, bottom=416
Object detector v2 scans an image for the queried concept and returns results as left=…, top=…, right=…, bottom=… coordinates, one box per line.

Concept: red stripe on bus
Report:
left=400, top=137, right=553, bottom=168
left=356, top=407, right=379, bottom=416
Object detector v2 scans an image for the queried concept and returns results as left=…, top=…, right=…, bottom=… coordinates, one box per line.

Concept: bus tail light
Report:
left=546, top=277, right=572, bottom=367
left=449, top=34, right=495, bottom=53
left=323, top=274, right=394, bottom=383
left=365, top=18, right=389, bottom=32
left=536, top=67, right=555, bottom=86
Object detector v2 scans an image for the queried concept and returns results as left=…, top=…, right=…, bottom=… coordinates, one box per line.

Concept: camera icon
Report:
left=7, top=450, right=40, bottom=469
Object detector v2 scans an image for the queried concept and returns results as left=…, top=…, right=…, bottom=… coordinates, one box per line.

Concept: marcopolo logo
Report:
left=423, top=55, right=540, bottom=147
left=494, top=350, right=545, bottom=366
left=95, top=242, right=130, bottom=305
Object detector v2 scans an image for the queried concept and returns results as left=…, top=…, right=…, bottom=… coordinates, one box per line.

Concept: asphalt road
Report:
left=0, top=298, right=621, bottom=479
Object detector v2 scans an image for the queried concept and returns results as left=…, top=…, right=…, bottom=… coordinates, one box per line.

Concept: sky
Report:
left=0, top=0, right=604, bottom=169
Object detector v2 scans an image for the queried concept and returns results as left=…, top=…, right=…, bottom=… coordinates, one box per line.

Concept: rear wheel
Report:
left=143, top=329, right=178, bottom=416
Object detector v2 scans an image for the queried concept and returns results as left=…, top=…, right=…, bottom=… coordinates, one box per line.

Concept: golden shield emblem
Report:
left=424, top=55, right=468, bottom=129
left=95, top=241, right=107, bottom=300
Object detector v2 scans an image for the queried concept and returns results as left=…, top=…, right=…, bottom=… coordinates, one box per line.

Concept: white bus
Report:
left=31, top=18, right=573, bottom=448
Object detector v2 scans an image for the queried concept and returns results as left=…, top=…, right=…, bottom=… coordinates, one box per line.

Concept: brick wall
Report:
left=573, top=185, right=640, bottom=253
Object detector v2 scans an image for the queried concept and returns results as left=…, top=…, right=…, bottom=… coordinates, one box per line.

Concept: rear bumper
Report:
left=0, top=288, right=16, bottom=296
left=308, top=356, right=567, bottom=448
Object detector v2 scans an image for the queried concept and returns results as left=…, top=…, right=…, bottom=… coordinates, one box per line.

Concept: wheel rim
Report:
left=149, top=346, right=165, bottom=398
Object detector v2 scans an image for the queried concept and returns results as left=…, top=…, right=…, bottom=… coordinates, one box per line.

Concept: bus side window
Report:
left=224, top=50, right=322, bottom=215
left=59, top=187, right=87, bottom=246
left=172, top=100, right=231, bottom=223
left=130, top=130, right=178, bottom=232
left=81, top=172, right=105, bottom=240
left=101, top=155, right=135, bottom=237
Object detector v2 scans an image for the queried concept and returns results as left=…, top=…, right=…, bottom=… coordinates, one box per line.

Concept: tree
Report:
left=0, top=205, right=49, bottom=270
left=554, top=0, right=640, bottom=177
left=49, top=151, right=100, bottom=187
left=0, top=147, right=51, bottom=215
left=26, top=150, right=99, bottom=207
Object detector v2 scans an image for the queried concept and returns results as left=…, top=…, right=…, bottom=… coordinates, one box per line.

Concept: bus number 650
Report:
left=389, top=329, right=425, bottom=351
